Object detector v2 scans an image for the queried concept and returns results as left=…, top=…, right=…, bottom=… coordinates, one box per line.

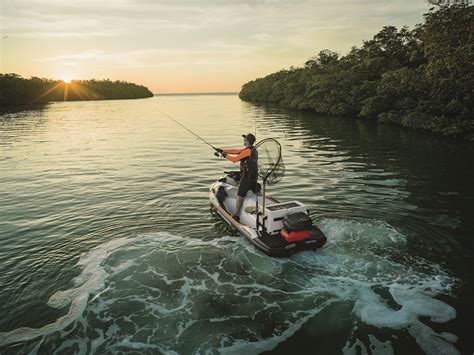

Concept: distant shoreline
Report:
left=0, top=74, right=154, bottom=106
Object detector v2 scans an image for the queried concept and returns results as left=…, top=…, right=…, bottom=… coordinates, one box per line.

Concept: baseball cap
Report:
left=242, top=133, right=256, bottom=145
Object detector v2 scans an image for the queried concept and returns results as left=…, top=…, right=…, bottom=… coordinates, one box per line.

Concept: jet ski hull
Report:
left=209, top=178, right=327, bottom=257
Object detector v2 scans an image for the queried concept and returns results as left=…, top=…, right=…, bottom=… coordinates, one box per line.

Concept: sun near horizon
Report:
left=1, top=0, right=432, bottom=93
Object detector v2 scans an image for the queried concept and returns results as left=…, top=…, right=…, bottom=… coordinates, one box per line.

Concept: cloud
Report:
left=2, top=0, right=427, bottom=41
left=41, top=44, right=259, bottom=70
left=1, top=0, right=431, bottom=91
left=44, top=50, right=106, bottom=61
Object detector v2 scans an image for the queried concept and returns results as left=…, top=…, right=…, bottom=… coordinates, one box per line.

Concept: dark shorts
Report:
left=238, top=175, right=256, bottom=198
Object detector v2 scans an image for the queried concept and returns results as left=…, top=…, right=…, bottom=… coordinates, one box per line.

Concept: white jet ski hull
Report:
left=209, top=174, right=327, bottom=257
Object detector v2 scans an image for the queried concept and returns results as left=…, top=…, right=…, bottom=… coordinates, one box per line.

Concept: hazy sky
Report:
left=1, top=0, right=431, bottom=93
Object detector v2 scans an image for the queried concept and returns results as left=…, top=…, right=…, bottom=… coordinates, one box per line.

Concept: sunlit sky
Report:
left=1, top=0, right=431, bottom=93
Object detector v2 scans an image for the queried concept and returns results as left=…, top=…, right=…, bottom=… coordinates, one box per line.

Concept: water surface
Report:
left=0, top=95, right=473, bottom=354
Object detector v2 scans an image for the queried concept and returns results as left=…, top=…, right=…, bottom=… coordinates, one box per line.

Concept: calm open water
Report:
left=0, top=94, right=473, bottom=354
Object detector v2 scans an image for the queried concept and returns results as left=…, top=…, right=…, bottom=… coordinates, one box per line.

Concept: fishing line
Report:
left=157, top=109, right=219, bottom=152
left=254, top=114, right=257, bottom=141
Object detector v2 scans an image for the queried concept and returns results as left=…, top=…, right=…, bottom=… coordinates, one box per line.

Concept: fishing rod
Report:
left=157, top=109, right=221, bottom=155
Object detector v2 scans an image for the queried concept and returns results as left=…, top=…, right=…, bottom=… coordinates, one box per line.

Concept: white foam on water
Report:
left=313, top=219, right=459, bottom=354
left=368, top=335, right=394, bottom=355
left=0, top=220, right=460, bottom=354
left=343, top=337, right=369, bottom=355
left=343, top=335, right=394, bottom=355
left=0, top=234, right=176, bottom=349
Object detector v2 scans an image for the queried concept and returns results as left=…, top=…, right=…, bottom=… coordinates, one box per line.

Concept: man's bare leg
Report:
left=234, top=196, right=244, bottom=220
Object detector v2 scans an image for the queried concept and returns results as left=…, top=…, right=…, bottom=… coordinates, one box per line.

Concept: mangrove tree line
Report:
left=239, top=5, right=473, bottom=140
left=0, top=75, right=154, bottom=106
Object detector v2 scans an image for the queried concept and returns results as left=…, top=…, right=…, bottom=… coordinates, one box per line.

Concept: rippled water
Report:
left=0, top=94, right=473, bottom=354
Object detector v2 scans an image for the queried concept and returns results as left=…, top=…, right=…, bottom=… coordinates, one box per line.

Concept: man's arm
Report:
left=225, top=148, right=251, bottom=163
left=223, top=148, right=243, bottom=154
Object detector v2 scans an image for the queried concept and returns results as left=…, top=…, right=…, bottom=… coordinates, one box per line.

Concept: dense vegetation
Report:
left=0, top=75, right=154, bottom=106
left=240, top=5, right=474, bottom=140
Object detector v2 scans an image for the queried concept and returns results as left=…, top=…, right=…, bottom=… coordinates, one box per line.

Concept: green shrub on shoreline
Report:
left=239, top=5, right=473, bottom=140
left=0, top=75, right=153, bottom=106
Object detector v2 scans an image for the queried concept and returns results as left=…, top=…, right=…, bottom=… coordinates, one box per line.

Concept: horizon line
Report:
left=154, top=92, right=239, bottom=96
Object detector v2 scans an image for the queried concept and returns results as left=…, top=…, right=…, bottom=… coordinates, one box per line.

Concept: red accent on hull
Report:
left=280, top=229, right=312, bottom=242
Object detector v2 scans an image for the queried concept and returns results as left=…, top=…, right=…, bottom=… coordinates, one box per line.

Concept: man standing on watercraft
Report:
left=217, top=133, right=258, bottom=221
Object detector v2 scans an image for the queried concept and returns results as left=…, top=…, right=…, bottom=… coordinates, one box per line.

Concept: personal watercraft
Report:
left=209, top=138, right=327, bottom=257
